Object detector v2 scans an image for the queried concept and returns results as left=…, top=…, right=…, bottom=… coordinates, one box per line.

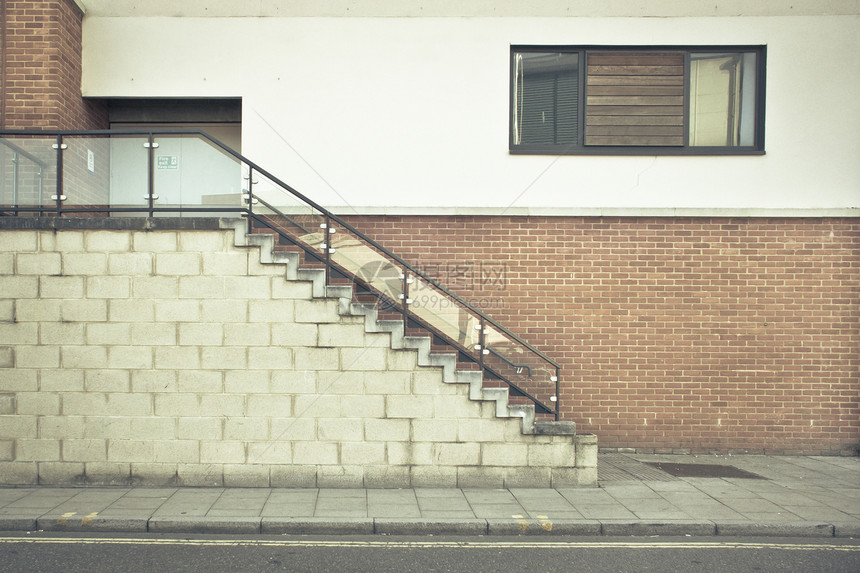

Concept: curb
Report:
left=1, top=515, right=857, bottom=538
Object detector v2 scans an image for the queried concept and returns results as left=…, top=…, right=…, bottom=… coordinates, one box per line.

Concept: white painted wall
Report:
left=82, top=15, right=860, bottom=213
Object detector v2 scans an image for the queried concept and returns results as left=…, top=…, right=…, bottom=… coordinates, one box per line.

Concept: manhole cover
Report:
left=644, top=462, right=765, bottom=479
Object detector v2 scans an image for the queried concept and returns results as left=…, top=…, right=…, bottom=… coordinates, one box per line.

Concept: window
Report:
left=510, top=46, right=765, bottom=155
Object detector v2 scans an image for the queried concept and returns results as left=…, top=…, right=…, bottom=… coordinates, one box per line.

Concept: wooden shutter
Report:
left=585, top=52, right=684, bottom=146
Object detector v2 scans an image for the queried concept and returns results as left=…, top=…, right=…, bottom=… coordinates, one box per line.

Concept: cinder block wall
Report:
left=344, top=215, right=860, bottom=455
left=0, top=221, right=595, bottom=487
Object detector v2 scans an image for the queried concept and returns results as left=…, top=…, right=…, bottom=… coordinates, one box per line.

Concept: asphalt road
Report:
left=0, top=533, right=858, bottom=572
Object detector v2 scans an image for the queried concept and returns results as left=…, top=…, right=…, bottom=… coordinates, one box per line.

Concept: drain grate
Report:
left=644, top=462, right=766, bottom=479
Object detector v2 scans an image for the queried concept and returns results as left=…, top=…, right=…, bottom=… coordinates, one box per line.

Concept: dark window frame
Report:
left=509, top=45, right=767, bottom=156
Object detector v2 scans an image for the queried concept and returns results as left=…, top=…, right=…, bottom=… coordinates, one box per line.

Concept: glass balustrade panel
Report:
left=0, top=136, right=56, bottom=212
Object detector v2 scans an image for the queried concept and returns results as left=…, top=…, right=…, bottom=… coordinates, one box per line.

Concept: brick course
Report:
left=342, top=215, right=860, bottom=455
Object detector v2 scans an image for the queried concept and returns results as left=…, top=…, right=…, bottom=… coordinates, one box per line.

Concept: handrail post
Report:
left=245, top=166, right=255, bottom=237
left=324, top=213, right=332, bottom=286
left=554, top=367, right=561, bottom=421
left=401, top=268, right=410, bottom=332
left=52, top=135, right=65, bottom=216
left=145, top=132, right=156, bottom=217
left=478, top=317, right=486, bottom=371
left=11, top=151, right=18, bottom=216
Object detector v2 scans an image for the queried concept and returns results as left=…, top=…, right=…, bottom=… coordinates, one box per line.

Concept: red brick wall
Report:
left=1, top=0, right=107, bottom=130
left=342, top=215, right=860, bottom=455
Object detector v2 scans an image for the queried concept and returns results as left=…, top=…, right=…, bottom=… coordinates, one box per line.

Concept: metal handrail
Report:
left=0, top=128, right=562, bottom=418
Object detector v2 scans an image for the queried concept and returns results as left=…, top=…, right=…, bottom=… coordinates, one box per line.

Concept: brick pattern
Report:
left=0, top=226, right=594, bottom=487
left=341, top=216, right=860, bottom=455
left=1, top=0, right=107, bottom=130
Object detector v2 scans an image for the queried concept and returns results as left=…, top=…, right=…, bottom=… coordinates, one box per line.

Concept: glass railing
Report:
left=0, top=129, right=562, bottom=418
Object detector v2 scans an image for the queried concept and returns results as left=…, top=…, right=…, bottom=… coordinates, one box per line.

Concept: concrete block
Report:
left=152, top=440, right=200, bottom=463
left=386, top=349, right=418, bottom=371
left=270, top=418, right=316, bottom=442
left=15, top=438, right=61, bottom=461
left=436, top=443, right=480, bottom=466
left=247, top=394, right=292, bottom=417
left=0, top=254, right=11, bottom=275
left=107, top=393, right=153, bottom=416
left=201, top=299, right=250, bottom=323
left=341, top=395, right=384, bottom=418
left=109, top=440, right=155, bottom=463
left=271, top=370, right=317, bottom=394
left=179, top=276, right=225, bottom=299
left=293, top=442, right=338, bottom=465
left=457, top=466, right=507, bottom=488
left=132, top=323, right=177, bottom=346
left=36, top=462, right=85, bottom=485
left=177, top=371, right=222, bottom=393
left=154, top=394, right=200, bottom=417
left=317, top=370, right=363, bottom=394
left=40, top=275, right=84, bottom=298
left=249, top=299, right=295, bottom=323
left=87, top=370, right=132, bottom=392
left=62, top=346, right=109, bottom=369
left=224, top=276, right=270, bottom=300
left=109, top=299, right=154, bottom=322
left=294, top=394, right=341, bottom=418
left=62, top=439, right=108, bottom=462
left=40, top=322, right=85, bottom=345
left=17, top=252, right=61, bottom=275
left=108, top=346, right=153, bottom=369
left=317, top=465, right=364, bottom=488
left=16, top=345, right=60, bottom=368
left=155, top=253, right=200, bottom=276
left=223, top=369, right=269, bottom=394
left=85, top=276, right=131, bottom=299
left=0, top=369, right=37, bottom=391
left=15, top=392, right=60, bottom=415
left=247, top=442, right=292, bottom=465
left=131, top=370, right=176, bottom=393
left=0, top=516, right=37, bottom=530
left=0, top=461, right=38, bottom=485
left=0, top=300, right=13, bottom=322
left=341, top=442, right=385, bottom=465
left=503, top=467, right=553, bottom=488
left=318, top=418, right=364, bottom=442
left=294, top=347, right=339, bottom=370
left=269, top=465, right=317, bottom=487
left=263, top=517, right=375, bottom=535
left=155, top=346, right=201, bottom=370
left=129, top=417, right=176, bottom=440
left=271, top=323, right=318, bottom=346
left=37, top=415, right=85, bottom=439
left=154, top=299, right=201, bottom=322
left=340, top=347, right=387, bottom=371
left=0, top=276, right=39, bottom=299
left=365, top=419, right=409, bottom=442
left=199, top=394, right=245, bottom=417
left=412, top=419, right=458, bottom=443
left=552, top=467, right=597, bottom=487
left=575, top=433, right=598, bottom=468
left=178, top=417, right=223, bottom=441
left=80, top=462, right=132, bottom=486
left=271, top=279, right=313, bottom=299
left=224, top=322, right=270, bottom=346
left=133, top=230, right=177, bottom=252
left=129, top=463, right=180, bottom=486
left=363, top=465, right=410, bottom=488
left=365, top=371, right=411, bottom=395
left=200, top=346, right=247, bottom=370
left=0, top=395, right=14, bottom=415
left=410, top=465, right=458, bottom=488
left=0, top=346, right=12, bottom=368
left=386, top=395, right=434, bottom=419
left=108, top=252, right=153, bottom=275
left=223, top=464, right=270, bottom=488
left=177, top=463, right=224, bottom=487
left=178, top=323, right=222, bottom=346
left=529, top=443, right=576, bottom=467
left=482, top=443, right=529, bottom=467
left=433, top=395, right=483, bottom=418
left=248, top=347, right=292, bottom=370
left=318, top=323, right=366, bottom=347
left=85, top=230, right=131, bottom=251
left=15, top=299, right=61, bottom=322
left=458, top=419, right=507, bottom=443
left=0, top=323, right=38, bottom=345
left=63, top=253, right=107, bottom=276
left=133, top=276, right=179, bottom=298
left=86, top=323, right=131, bottom=346
left=61, top=298, right=108, bottom=323
left=202, top=252, right=248, bottom=276
left=0, top=230, right=38, bottom=251
left=201, top=441, right=246, bottom=464
left=294, top=299, right=339, bottom=323
left=178, top=230, right=225, bottom=252
left=224, top=418, right=269, bottom=441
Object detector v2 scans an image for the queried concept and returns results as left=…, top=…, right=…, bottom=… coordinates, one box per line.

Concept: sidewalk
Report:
left=0, top=454, right=857, bottom=537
